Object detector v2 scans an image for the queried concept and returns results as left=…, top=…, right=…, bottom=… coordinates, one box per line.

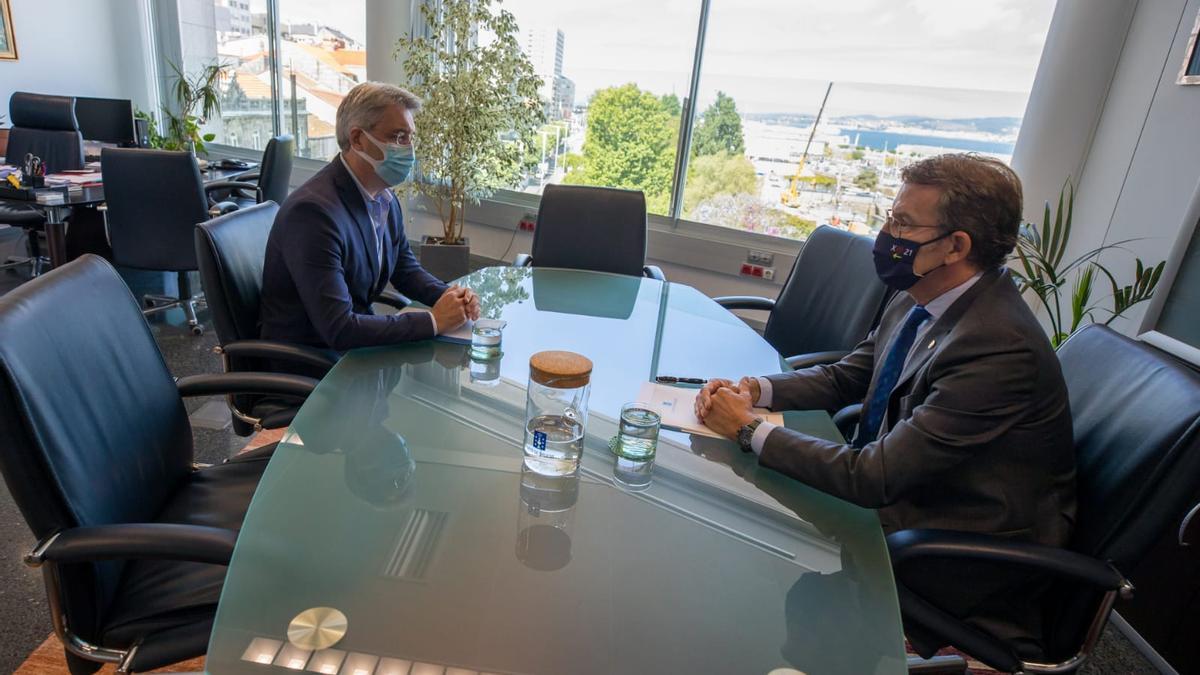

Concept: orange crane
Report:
left=781, top=82, right=833, bottom=208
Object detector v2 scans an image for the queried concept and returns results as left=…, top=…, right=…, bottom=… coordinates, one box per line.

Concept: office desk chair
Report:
left=209, top=134, right=295, bottom=209
left=101, top=148, right=240, bottom=335
left=715, top=225, right=891, bottom=370
left=0, top=255, right=315, bottom=674
left=893, top=324, right=1200, bottom=674
left=0, top=92, right=85, bottom=276
left=196, top=202, right=338, bottom=436
left=514, top=184, right=666, bottom=280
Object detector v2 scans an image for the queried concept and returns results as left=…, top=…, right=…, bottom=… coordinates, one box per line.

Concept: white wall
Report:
left=1062, top=0, right=1200, bottom=334
left=0, top=0, right=157, bottom=121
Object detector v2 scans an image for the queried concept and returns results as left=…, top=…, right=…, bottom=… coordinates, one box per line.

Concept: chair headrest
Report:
left=1059, top=324, right=1200, bottom=565
left=8, top=92, right=79, bottom=131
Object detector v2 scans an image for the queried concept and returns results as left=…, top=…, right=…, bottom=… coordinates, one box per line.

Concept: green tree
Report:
left=853, top=168, right=879, bottom=191
left=659, top=93, right=681, bottom=117
left=692, top=91, right=745, bottom=157
left=400, top=0, right=545, bottom=243
left=563, top=83, right=676, bottom=213
left=682, top=152, right=757, bottom=214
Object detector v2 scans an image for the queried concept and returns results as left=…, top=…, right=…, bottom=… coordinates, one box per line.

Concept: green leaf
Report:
left=202, top=133, right=216, bottom=142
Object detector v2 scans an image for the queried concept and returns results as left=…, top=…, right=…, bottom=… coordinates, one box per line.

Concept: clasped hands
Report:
left=431, top=285, right=481, bottom=333
left=694, top=376, right=762, bottom=440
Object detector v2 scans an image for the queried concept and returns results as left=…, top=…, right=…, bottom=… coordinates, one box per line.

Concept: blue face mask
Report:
left=354, top=131, right=415, bottom=186
left=872, top=229, right=954, bottom=290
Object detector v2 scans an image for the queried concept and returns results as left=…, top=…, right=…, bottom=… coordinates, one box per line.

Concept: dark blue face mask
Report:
left=872, top=229, right=953, bottom=290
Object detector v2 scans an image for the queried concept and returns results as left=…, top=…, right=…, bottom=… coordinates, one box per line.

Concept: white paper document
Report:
left=636, top=381, right=783, bottom=440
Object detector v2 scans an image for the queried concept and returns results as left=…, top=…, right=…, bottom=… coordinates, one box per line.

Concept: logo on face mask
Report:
left=354, top=131, right=415, bottom=186
left=872, top=229, right=953, bottom=291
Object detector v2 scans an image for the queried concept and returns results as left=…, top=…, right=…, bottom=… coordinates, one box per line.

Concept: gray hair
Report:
left=335, top=82, right=422, bottom=151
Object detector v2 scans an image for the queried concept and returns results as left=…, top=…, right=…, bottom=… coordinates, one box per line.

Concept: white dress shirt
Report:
left=339, top=154, right=436, bottom=334
left=749, top=272, right=984, bottom=453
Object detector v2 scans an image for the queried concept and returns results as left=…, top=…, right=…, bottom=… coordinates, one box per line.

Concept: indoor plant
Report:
left=398, top=0, right=545, bottom=281
left=1010, top=180, right=1165, bottom=347
left=144, top=61, right=228, bottom=155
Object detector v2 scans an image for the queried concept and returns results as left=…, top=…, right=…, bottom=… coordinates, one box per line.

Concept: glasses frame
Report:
left=884, top=209, right=947, bottom=239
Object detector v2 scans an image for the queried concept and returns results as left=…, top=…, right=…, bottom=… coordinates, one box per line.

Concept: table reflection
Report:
left=516, top=463, right=580, bottom=572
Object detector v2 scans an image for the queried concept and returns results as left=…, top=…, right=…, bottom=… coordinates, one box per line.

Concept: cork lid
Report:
left=529, top=350, right=593, bottom=389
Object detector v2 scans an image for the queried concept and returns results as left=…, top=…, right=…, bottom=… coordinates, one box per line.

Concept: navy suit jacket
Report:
left=259, top=157, right=449, bottom=352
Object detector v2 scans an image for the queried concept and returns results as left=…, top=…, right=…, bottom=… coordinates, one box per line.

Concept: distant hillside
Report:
left=743, top=113, right=1021, bottom=136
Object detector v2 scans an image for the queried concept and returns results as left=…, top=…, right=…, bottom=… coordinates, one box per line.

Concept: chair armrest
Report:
left=643, top=265, right=666, bottom=281
left=831, top=403, right=862, bottom=442
left=233, top=170, right=260, bottom=181
left=513, top=253, right=533, bottom=267
left=887, top=529, right=1130, bottom=594
left=374, top=289, right=412, bottom=310
left=1181, top=501, right=1200, bottom=546
left=713, top=296, right=775, bottom=312
left=785, top=350, right=850, bottom=370
left=176, top=372, right=318, bottom=400
left=26, top=523, right=237, bottom=568
left=208, top=201, right=240, bottom=217
left=218, top=339, right=336, bottom=374
left=259, top=407, right=299, bottom=430
left=205, top=181, right=263, bottom=203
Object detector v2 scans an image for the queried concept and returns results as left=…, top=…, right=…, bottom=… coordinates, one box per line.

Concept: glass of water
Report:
left=616, top=402, right=661, bottom=461
left=470, top=319, right=505, bottom=360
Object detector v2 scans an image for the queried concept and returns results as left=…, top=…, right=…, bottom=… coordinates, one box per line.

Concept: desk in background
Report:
left=0, top=163, right=255, bottom=269
left=206, top=267, right=906, bottom=675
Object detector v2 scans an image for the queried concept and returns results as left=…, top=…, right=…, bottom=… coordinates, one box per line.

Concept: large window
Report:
left=684, top=0, right=1058, bottom=240
left=178, top=0, right=364, bottom=160
left=276, top=0, right=366, bottom=160
left=173, top=0, right=1057, bottom=244
left=499, top=0, right=703, bottom=216
left=179, top=0, right=273, bottom=153
left=501, top=0, right=1055, bottom=239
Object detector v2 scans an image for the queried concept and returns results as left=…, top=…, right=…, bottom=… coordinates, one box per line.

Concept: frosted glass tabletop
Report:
left=206, top=267, right=905, bottom=675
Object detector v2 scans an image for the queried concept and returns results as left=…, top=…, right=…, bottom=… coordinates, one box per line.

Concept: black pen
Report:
left=655, top=375, right=708, bottom=384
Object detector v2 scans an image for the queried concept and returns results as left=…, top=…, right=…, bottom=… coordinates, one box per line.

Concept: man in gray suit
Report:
left=697, top=153, right=1076, bottom=656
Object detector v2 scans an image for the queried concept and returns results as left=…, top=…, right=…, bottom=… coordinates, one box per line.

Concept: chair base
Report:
left=143, top=294, right=206, bottom=335
left=907, top=654, right=968, bottom=673
left=1, top=255, right=47, bottom=277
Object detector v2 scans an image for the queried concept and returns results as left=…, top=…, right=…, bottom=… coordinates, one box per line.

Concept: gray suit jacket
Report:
left=760, top=267, right=1076, bottom=547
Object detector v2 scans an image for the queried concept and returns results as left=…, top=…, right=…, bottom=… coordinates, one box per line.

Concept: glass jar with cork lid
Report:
left=523, top=350, right=593, bottom=476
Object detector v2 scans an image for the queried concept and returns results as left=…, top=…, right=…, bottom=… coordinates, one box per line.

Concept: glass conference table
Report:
left=206, top=267, right=905, bottom=675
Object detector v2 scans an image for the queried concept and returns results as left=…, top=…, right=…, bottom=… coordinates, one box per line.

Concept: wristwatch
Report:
left=737, top=417, right=763, bottom=453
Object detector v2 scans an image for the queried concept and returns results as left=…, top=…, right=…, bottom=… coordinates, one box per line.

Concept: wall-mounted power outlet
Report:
left=763, top=268, right=775, bottom=281
left=517, top=213, right=537, bottom=231
left=747, top=249, right=775, bottom=266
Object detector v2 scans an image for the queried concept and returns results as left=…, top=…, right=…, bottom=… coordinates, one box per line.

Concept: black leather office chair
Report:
left=514, top=184, right=666, bottom=280
left=891, top=324, right=1200, bottom=674
left=0, top=254, right=316, bottom=674
left=216, top=134, right=294, bottom=209
left=1, top=92, right=85, bottom=276
left=101, top=147, right=239, bottom=335
left=196, top=202, right=336, bottom=436
left=714, top=225, right=891, bottom=370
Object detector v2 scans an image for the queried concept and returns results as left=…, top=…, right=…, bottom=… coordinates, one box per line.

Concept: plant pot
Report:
left=420, top=236, right=471, bottom=282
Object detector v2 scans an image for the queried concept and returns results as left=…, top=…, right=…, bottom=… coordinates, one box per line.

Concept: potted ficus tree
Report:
left=398, top=0, right=545, bottom=282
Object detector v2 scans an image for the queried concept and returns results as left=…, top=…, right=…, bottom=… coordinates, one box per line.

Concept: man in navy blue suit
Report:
left=260, top=81, right=479, bottom=355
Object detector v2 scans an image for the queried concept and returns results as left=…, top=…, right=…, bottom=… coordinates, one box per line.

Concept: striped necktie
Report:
left=854, top=305, right=931, bottom=448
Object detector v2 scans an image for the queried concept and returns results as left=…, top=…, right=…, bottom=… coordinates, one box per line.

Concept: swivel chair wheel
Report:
left=191, top=324, right=204, bottom=336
